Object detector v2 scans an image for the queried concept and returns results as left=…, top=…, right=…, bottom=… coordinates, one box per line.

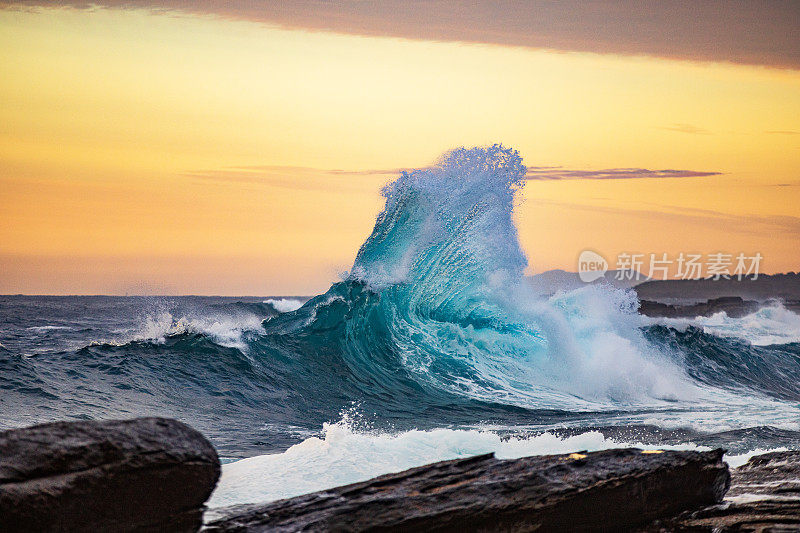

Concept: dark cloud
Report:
left=3, top=1, right=800, bottom=69
left=525, top=168, right=721, bottom=181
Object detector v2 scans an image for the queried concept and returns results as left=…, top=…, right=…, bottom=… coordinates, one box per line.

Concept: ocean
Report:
left=2, top=146, right=799, bottom=510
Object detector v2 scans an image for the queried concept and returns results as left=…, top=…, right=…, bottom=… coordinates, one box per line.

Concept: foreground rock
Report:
left=0, top=417, right=220, bottom=532
left=205, top=448, right=729, bottom=532
left=648, top=451, right=800, bottom=531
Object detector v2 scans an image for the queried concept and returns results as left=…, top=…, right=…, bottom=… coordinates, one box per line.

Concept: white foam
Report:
left=530, top=284, right=699, bottom=405
left=644, top=303, right=800, bottom=346
left=725, top=447, right=789, bottom=468
left=124, top=311, right=263, bottom=350
left=208, top=422, right=709, bottom=509
left=208, top=420, right=799, bottom=510
left=264, top=298, right=305, bottom=313
left=639, top=410, right=800, bottom=434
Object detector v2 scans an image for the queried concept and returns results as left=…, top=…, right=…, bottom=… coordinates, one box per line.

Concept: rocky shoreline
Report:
left=638, top=296, right=765, bottom=318
left=1, top=418, right=798, bottom=532
left=642, top=450, right=800, bottom=531
left=638, top=295, right=800, bottom=319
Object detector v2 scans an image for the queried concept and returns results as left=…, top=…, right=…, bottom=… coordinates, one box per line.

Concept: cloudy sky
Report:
left=1, top=1, right=798, bottom=294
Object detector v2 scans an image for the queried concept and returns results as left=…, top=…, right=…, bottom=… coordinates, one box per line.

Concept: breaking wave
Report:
left=4, top=145, right=799, bottom=477
left=644, top=303, right=800, bottom=346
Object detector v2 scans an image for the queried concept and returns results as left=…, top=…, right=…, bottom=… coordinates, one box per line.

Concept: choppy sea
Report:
left=3, top=146, right=799, bottom=508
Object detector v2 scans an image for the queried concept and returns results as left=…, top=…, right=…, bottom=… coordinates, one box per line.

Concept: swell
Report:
left=645, top=325, right=800, bottom=401
left=3, top=302, right=800, bottom=457
left=2, top=324, right=597, bottom=458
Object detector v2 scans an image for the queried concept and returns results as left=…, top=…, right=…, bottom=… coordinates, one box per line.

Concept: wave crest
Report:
left=265, top=146, right=697, bottom=409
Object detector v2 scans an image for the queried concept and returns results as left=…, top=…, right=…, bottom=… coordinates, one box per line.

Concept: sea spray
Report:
left=267, top=145, right=697, bottom=408
left=208, top=416, right=785, bottom=508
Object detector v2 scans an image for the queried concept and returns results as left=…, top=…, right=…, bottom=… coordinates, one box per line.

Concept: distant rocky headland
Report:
left=639, top=296, right=772, bottom=318
left=527, top=270, right=800, bottom=317
left=1, top=417, right=798, bottom=532
left=634, top=272, right=800, bottom=304
left=636, top=273, right=800, bottom=318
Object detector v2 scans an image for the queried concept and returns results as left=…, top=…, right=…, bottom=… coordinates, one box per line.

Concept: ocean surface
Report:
left=2, top=146, right=799, bottom=509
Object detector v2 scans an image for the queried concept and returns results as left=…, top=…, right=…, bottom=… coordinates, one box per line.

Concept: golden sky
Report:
left=1, top=6, right=799, bottom=294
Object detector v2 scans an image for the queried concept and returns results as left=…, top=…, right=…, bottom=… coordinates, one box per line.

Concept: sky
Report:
left=1, top=2, right=799, bottom=295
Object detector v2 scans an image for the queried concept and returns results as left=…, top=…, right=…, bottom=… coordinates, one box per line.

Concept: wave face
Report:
left=2, top=146, right=800, bottom=504
left=263, top=146, right=696, bottom=412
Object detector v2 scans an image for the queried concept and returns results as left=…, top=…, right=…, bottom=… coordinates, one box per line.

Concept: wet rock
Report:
left=205, top=448, right=729, bottom=532
left=0, top=417, right=220, bottom=532
left=650, top=451, right=800, bottom=532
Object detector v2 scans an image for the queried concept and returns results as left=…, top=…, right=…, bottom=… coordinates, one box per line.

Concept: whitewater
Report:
left=1, top=146, right=799, bottom=511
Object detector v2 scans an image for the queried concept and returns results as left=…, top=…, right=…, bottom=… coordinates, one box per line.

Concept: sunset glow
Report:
left=2, top=5, right=798, bottom=294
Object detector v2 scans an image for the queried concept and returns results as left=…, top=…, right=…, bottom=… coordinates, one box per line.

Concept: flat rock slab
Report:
left=651, top=451, right=800, bottom=532
left=205, top=448, right=729, bottom=532
left=0, top=417, right=220, bottom=532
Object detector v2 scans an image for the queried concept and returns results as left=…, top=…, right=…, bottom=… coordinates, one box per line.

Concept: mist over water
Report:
left=2, top=146, right=799, bottom=508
